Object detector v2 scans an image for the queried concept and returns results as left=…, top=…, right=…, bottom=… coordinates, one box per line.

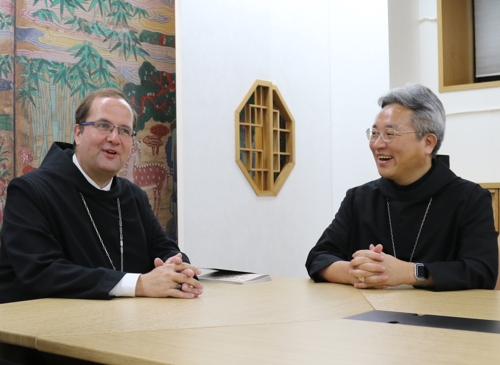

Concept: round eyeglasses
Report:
left=366, top=128, right=417, bottom=143
left=79, top=121, right=137, bottom=139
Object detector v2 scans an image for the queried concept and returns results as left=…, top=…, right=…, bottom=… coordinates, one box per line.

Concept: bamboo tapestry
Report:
left=0, top=0, right=178, bottom=241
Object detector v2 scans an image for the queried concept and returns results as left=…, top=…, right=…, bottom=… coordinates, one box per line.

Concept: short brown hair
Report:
left=75, top=88, right=137, bottom=129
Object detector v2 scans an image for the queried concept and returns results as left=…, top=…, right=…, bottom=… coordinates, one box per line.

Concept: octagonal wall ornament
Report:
left=235, top=80, right=295, bottom=196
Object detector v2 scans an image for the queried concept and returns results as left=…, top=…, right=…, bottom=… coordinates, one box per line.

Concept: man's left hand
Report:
left=157, top=253, right=199, bottom=279
left=350, top=244, right=415, bottom=288
left=153, top=254, right=202, bottom=296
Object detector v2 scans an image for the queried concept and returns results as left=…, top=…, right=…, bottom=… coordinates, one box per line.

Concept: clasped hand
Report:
left=136, top=253, right=204, bottom=298
left=349, top=244, right=414, bottom=289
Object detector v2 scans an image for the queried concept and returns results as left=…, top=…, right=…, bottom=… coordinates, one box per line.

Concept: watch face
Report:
left=416, top=264, right=428, bottom=279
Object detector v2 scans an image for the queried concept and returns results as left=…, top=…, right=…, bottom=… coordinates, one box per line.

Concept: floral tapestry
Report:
left=0, top=0, right=177, bottom=240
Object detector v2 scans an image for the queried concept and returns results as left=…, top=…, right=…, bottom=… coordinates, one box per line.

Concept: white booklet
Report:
left=198, top=268, right=271, bottom=285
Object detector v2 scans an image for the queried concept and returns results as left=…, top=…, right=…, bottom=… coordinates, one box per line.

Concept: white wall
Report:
left=177, top=0, right=390, bottom=277
left=388, top=0, right=420, bottom=88
left=390, top=0, right=500, bottom=183
left=330, top=1, right=390, bottom=213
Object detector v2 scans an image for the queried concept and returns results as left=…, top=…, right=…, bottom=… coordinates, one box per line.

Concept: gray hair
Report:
left=378, top=84, right=446, bottom=157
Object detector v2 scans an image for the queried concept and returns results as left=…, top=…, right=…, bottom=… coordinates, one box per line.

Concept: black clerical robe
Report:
left=306, top=159, right=498, bottom=290
left=0, top=142, right=186, bottom=303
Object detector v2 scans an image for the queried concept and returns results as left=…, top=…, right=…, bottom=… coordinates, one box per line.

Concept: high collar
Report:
left=376, top=158, right=458, bottom=201
left=72, top=154, right=113, bottom=191
left=39, top=142, right=124, bottom=200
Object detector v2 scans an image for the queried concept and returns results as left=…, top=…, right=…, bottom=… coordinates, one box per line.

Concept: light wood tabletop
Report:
left=361, top=288, right=500, bottom=320
left=0, top=277, right=373, bottom=349
left=2, top=277, right=500, bottom=364
left=37, top=318, right=500, bottom=365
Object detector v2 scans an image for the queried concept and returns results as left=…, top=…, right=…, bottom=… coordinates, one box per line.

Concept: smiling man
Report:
left=306, top=84, right=498, bottom=291
left=0, top=88, right=203, bottom=303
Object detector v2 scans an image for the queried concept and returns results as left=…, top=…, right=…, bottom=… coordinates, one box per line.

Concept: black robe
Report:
left=306, top=159, right=498, bottom=291
left=0, top=142, right=187, bottom=303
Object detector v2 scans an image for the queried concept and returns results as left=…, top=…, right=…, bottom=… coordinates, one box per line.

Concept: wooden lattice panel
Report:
left=235, top=80, right=295, bottom=196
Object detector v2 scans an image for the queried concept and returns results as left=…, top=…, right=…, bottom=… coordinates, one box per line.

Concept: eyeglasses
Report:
left=79, top=121, right=137, bottom=139
left=366, top=128, right=417, bottom=143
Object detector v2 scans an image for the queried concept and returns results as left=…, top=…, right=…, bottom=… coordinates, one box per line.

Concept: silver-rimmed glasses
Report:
left=366, top=128, right=417, bottom=143
left=79, top=121, right=137, bottom=139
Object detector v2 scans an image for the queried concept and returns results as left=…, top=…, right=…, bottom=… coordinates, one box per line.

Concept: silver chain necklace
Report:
left=80, top=193, right=124, bottom=271
left=386, top=197, right=432, bottom=262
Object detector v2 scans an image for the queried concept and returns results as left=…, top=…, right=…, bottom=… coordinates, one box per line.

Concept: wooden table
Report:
left=362, top=287, right=500, bottom=320
left=1, top=277, right=499, bottom=364
left=0, top=277, right=371, bottom=348
left=37, top=319, right=500, bottom=365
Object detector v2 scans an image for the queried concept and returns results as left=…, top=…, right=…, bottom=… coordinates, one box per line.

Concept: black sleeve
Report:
left=138, top=188, right=191, bottom=264
left=306, top=191, right=353, bottom=281
left=426, top=188, right=498, bottom=290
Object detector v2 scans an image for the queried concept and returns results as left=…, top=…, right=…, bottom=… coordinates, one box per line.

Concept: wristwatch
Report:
left=414, top=263, right=428, bottom=286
